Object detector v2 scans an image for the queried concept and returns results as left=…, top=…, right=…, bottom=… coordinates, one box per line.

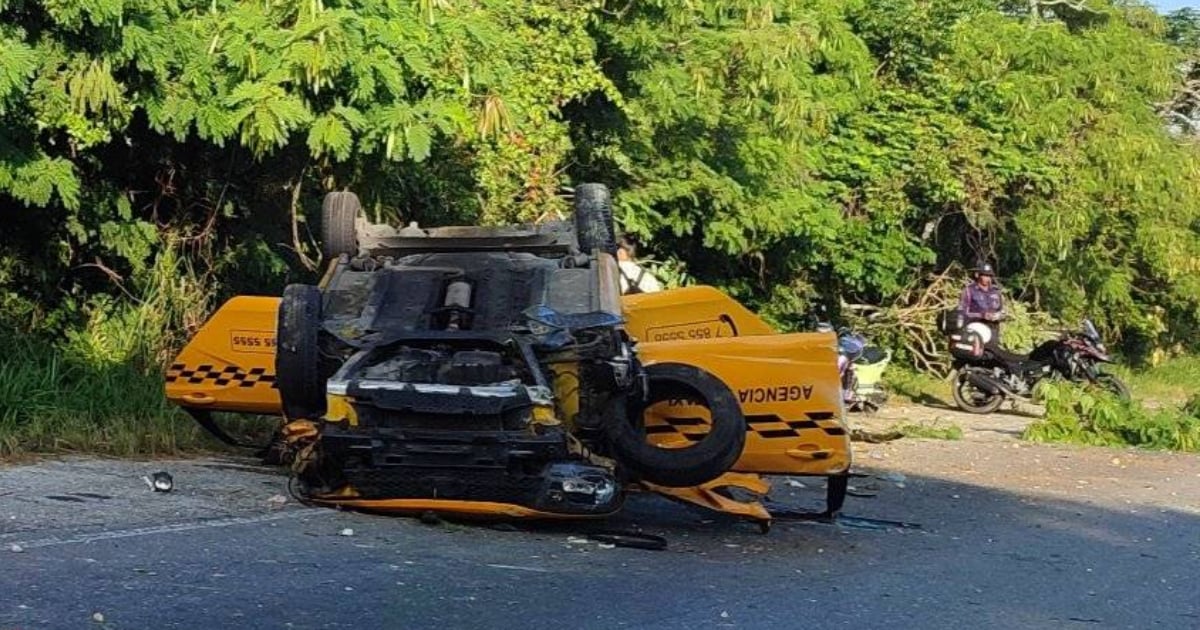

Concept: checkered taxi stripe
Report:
left=646, top=412, right=847, bottom=441
left=165, top=364, right=279, bottom=389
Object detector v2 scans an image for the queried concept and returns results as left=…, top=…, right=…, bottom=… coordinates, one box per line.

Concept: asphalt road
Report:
left=2, top=426, right=1199, bottom=630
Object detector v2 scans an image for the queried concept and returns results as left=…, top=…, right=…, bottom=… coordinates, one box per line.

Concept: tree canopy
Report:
left=1, top=0, right=1198, bottom=366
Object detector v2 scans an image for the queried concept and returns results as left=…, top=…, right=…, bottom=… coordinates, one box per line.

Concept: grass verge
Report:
left=889, top=421, right=964, bottom=441
left=0, top=339, right=274, bottom=459
left=884, top=367, right=952, bottom=406
left=1121, top=355, right=1200, bottom=406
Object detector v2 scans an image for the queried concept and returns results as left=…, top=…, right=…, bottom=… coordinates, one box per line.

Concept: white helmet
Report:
left=966, top=321, right=993, bottom=345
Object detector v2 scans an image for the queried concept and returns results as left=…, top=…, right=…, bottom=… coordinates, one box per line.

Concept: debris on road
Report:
left=339, top=528, right=354, bottom=537
left=91, top=612, right=105, bottom=623
left=9, top=544, right=24, bottom=553
left=267, top=494, right=288, bottom=506
left=586, top=531, right=668, bottom=551
left=785, top=479, right=806, bottom=488
left=851, top=428, right=904, bottom=443
left=141, top=471, right=174, bottom=493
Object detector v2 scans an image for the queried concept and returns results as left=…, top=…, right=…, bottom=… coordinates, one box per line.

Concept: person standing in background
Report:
left=616, top=236, right=663, bottom=295
left=959, top=262, right=1005, bottom=343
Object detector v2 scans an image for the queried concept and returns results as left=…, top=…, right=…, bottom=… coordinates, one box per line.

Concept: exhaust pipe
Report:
left=965, top=371, right=1003, bottom=395
left=444, top=280, right=472, bottom=330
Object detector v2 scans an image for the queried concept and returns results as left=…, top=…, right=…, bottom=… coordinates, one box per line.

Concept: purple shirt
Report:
left=960, top=282, right=1002, bottom=320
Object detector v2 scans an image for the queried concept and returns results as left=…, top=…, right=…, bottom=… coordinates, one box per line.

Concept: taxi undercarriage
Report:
left=165, top=184, right=852, bottom=530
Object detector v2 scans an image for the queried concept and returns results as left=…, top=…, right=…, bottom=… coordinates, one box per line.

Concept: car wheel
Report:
left=321, top=191, right=361, bottom=260
left=276, top=284, right=326, bottom=420
left=573, top=183, right=617, bottom=257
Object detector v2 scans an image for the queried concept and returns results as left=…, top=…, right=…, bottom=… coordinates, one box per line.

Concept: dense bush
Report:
left=1024, top=381, right=1200, bottom=452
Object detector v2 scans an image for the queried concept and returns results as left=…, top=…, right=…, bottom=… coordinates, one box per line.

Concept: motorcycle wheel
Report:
left=952, top=370, right=1004, bottom=415
left=1094, top=374, right=1131, bottom=402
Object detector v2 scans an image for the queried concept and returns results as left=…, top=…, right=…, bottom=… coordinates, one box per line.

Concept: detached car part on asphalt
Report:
left=164, top=184, right=852, bottom=529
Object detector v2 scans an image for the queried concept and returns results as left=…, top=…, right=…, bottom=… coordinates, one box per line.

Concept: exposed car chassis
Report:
left=165, top=185, right=852, bottom=530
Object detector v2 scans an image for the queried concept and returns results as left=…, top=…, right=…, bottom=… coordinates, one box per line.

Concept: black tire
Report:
left=608, top=362, right=747, bottom=488
left=321, top=191, right=361, bottom=260
left=276, top=284, right=326, bottom=420
left=573, top=183, right=617, bottom=257
left=951, top=370, right=1004, bottom=415
left=1094, top=374, right=1131, bottom=402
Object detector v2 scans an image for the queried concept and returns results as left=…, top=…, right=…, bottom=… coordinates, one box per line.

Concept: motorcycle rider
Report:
left=959, top=262, right=1005, bottom=344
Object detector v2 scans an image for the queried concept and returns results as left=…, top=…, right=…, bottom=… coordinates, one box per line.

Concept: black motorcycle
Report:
left=944, top=314, right=1130, bottom=414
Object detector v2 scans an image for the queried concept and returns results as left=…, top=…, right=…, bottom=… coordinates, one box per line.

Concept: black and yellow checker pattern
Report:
left=646, top=412, right=846, bottom=442
left=165, top=364, right=279, bottom=389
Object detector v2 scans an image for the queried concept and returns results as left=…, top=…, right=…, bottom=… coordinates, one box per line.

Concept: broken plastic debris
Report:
left=9, top=544, right=23, bottom=553
left=339, top=528, right=354, bottom=537
left=566, top=537, right=591, bottom=545
left=141, top=471, right=173, bottom=492
left=267, top=494, right=288, bottom=505
left=92, top=612, right=105, bottom=623
left=785, top=479, right=806, bottom=488
left=878, top=472, right=907, bottom=484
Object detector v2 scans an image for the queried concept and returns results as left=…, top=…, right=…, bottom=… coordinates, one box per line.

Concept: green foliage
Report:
left=0, top=334, right=274, bottom=457
left=1125, top=355, right=1200, bottom=404
left=2, top=0, right=1200, bottom=455
left=889, top=420, right=963, bottom=441
left=884, top=366, right=952, bottom=405
left=571, top=0, right=1200, bottom=355
left=1024, top=380, right=1200, bottom=452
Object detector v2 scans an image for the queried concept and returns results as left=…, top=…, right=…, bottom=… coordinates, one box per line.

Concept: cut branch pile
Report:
left=842, top=264, right=968, bottom=377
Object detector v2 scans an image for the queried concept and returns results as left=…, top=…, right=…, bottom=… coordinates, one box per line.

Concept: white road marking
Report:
left=485, top=563, right=551, bottom=573
left=9, top=509, right=334, bottom=549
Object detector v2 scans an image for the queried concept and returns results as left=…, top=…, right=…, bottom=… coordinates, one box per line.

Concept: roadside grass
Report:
left=850, top=418, right=963, bottom=443
left=889, top=420, right=964, bottom=441
left=0, top=338, right=275, bottom=459
left=885, top=367, right=951, bottom=406
left=0, top=240, right=280, bottom=460
left=1119, top=355, right=1200, bottom=406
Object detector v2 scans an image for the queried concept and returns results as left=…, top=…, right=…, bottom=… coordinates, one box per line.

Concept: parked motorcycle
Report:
left=944, top=313, right=1130, bottom=414
left=812, top=308, right=891, bottom=413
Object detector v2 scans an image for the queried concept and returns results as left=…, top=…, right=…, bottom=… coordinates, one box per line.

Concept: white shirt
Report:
left=618, top=260, right=663, bottom=294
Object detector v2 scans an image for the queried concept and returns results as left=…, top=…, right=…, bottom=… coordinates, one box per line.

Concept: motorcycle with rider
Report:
left=943, top=262, right=1130, bottom=414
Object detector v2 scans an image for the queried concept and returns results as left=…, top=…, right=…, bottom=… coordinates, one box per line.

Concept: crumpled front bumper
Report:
left=317, top=424, right=623, bottom=517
